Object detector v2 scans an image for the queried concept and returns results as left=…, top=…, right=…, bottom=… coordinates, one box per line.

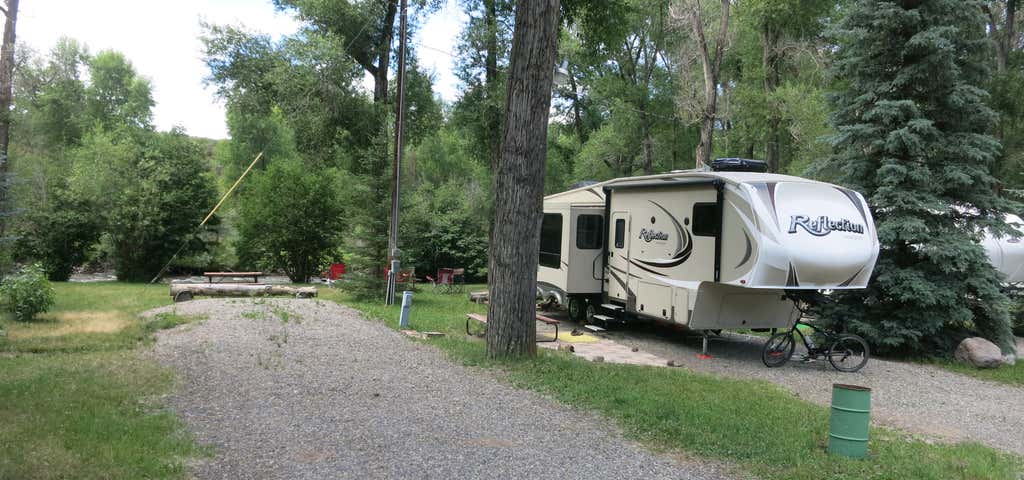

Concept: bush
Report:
left=15, top=186, right=101, bottom=281
left=235, top=158, right=345, bottom=282
left=0, top=264, right=57, bottom=322
left=1012, top=296, right=1024, bottom=337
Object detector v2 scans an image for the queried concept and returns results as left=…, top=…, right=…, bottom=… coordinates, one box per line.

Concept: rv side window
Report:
left=614, top=219, right=625, bottom=248
left=576, top=215, right=603, bottom=250
left=539, top=214, right=563, bottom=269
left=692, top=203, right=719, bottom=237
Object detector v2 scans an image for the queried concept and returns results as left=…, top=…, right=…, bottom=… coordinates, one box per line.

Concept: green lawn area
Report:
left=0, top=282, right=203, bottom=480
left=322, top=284, right=1024, bottom=480
left=935, top=357, right=1024, bottom=386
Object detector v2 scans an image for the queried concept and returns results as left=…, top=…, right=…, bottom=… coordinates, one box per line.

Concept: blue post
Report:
left=399, top=290, right=413, bottom=328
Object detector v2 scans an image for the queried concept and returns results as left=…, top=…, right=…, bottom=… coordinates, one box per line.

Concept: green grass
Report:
left=1, top=282, right=174, bottom=353
left=934, top=358, right=1024, bottom=386
left=323, top=285, right=1024, bottom=480
left=0, top=282, right=203, bottom=479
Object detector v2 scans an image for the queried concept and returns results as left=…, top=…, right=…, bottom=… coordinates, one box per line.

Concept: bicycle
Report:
left=761, top=293, right=870, bottom=372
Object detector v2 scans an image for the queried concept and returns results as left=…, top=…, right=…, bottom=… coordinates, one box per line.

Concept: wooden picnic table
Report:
left=204, top=271, right=263, bottom=284
left=465, top=313, right=560, bottom=342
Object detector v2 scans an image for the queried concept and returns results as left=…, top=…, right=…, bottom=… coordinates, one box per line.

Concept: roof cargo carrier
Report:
left=710, top=158, right=768, bottom=173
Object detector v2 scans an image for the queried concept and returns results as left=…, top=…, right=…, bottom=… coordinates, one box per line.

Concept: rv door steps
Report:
left=584, top=324, right=606, bottom=332
left=591, top=314, right=615, bottom=323
left=599, top=304, right=623, bottom=311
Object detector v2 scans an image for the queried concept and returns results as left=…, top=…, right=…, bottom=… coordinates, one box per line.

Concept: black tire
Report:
left=762, top=332, right=796, bottom=368
left=585, top=303, right=597, bottom=324
left=568, top=296, right=586, bottom=322
left=827, top=334, right=870, bottom=372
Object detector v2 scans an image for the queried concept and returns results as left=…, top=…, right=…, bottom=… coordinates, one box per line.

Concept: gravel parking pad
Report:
left=605, top=324, right=1024, bottom=456
left=147, top=299, right=736, bottom=480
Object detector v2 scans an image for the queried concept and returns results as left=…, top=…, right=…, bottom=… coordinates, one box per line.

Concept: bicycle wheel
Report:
left=762, top=332, right=796, bottom=368
left=827, top=334, right=870, bottom=372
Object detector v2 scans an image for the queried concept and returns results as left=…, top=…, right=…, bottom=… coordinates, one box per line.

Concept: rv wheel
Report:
left=568, top=296, right=586, bottom=322
left=585, top=303, right=597, bottom=324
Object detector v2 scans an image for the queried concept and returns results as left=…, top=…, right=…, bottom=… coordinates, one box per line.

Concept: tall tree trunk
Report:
left=373, top=0, right=399, bottom=104
left=639, top=100, right=655, bottom=175
left=484, top=0, right=499, bottom=88
left=762, top=23, right=781, bottom=172
left=687, top=0, right=731, bottom=168
left=486, top=0, right=559, bottom=358
left=1004, top=0, right=1017, bottom=72
left=0, top=0, right=19, bottom=242
left=484, top=0, right=502, bottom=170
left=985, top=0, right=1017, bottom=72
left=568, top=65, right=587, bottom=143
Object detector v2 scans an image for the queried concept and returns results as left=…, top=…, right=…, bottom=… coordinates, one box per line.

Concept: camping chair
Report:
left=427, top=268, right=455, bottom=294
left=397, top=267, right=417, bottom=292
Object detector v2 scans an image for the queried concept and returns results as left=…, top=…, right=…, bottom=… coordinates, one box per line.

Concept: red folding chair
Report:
left=426, top=268, right=455, bottom=294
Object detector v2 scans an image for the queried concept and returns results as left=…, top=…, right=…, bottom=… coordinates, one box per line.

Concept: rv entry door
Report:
left=606, top=211, right=631, bottom=302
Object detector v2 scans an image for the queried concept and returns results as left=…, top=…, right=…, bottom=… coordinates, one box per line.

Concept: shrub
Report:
left=15, top=186, right=101, bottom=281
left=1012, top=296, right=1024, bottom=337
left=0, top=264, right=57, bottom=322
left=235, top=158, right=345, bottom=282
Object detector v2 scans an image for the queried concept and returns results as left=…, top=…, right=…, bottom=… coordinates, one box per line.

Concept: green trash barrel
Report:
left=828, top=383, right=871, bottom=458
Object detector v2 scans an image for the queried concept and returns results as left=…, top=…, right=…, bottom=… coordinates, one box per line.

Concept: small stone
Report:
left=592, top=356, right=604, bottom=363
left=666, top=360, right=676, bottom=367
left=631, top=347, right=639, bottom=352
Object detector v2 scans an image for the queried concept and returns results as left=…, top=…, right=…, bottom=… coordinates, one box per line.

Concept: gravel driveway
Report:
left=147, top=299, right=736, bottom=480
left=603, top=323, right=1024, bottom=456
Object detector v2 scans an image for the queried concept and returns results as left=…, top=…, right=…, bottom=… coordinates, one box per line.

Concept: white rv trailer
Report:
left=537, top=165, right=881, bottom=331
left=982, top=214, right=1024, bottom=284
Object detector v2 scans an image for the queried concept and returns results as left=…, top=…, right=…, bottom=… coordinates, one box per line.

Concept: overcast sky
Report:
left=17, top=0, right=464, bottom=139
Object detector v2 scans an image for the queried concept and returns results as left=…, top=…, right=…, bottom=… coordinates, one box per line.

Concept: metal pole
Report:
left=386, top=0, right=408, bottom=305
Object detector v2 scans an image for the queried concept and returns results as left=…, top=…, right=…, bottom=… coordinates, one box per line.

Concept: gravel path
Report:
left=602, top=322, right=1024, bottom=456
left=147, top=299, right=737, bottom=480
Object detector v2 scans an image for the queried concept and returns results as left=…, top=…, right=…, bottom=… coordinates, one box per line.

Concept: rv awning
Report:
left=603, top=178, right=722, bottom=191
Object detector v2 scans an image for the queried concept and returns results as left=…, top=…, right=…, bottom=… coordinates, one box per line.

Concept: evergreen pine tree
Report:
left=343, top=116, right=391, bottom=300
left=818, top=0, right=1018, bottom=358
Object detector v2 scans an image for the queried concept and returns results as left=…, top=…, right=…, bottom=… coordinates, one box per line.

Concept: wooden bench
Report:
left=204, top=271, right=263, bottom=284
left=465, top=313, right=560, bottom=342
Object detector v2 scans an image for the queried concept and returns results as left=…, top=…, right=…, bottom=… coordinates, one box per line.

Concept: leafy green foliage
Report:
left=817, top=0, right=1018, bottom=356
left=0, top=264, right=56, bottom=322
left=85, top=51, right=155, bottom=131
left=236, top=158, right=345, bottom=282
left=14, top=186, right=100, bottom=281
left=67, top=129, right=218, bottom=281
left=342, top=129, right=392, bottom=300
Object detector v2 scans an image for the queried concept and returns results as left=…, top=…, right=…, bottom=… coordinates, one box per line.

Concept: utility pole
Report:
left=386, top=0, right=408, bottom=305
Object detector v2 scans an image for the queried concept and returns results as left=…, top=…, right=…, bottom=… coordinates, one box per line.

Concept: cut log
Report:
left=170, top=283, right=317, bottom=301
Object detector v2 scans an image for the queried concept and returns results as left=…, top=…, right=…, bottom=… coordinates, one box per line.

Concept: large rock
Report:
left=954, top=337, right=1004, bottom=369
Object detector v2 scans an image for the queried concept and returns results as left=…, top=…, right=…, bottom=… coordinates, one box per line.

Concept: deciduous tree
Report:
left=486, top=0, right=560, bottom=358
